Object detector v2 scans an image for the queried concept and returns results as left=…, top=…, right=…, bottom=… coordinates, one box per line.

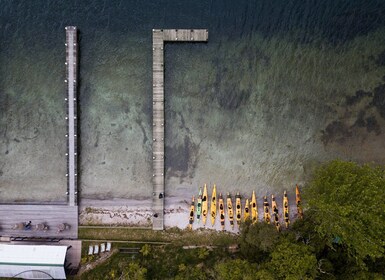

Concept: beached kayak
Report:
left=188, top=196, right=195, bottom=230
left=283, top=190, right=290, bottom=228
left=236, top=192, right=242, bottom=225
left=263, top=196, right=271, bottom=224
left=244, top=198, right=250, bottom=222
left=219, top=193, right=225, bottom=230
left=251, top=191, right=258, bottom=224
left=296, top=184, right=303, bottom=219
left=227, top=193, right=234, bottom=229
left=196, top=188, right=202, bottom=222
left=202, top=184, right=208, bottom=225
left=210, top=184, right=217, bottom=226
left=272, top=195, right=281, bottom=232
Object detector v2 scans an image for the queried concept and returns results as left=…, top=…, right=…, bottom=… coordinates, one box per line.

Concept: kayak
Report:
left=250, top=191, right=258, bottom=224
left=202, top=184, right=208, bottom=225
left=210, top=184, right=217, bottom=226
left=263, top=196, right=271, bottom=224
left=227, top=193, right=234, bottom=229
left=219, top=193, right=225, bottom=230
left=296, top=185, right=303, bottom=219
left=235, top=192, right=242, bottom=225
left=196, top=188, right=202, bottom=222
left=188, top=196, right=195, bottom=230
left=271, top=195, right=281, bottom=232
left=244, top=198, right=250, bottom=222
left=283, top=190, right=290, bottom=229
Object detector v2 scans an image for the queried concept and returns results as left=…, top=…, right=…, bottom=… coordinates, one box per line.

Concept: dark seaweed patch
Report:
left=365, top=116, right=381, bottom=135
left=165, top=136, right=198, bottom=180
left=354, top=111, right=382, bottom=135
left=321, top=121, right=352, bottom=145
left=213, top=68, right=251, bottom=110
left=375, top=50, right=385, bottom=66
left=346, top=90, right=372, bottom=106
left=372, top=84, right=385, bottom=119
left=354, top=110, right=366, bottom=127
left=215, top=88, right=251, bottom=110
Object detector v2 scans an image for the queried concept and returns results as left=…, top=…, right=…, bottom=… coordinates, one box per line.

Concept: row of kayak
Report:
left=188, top=184, right=304, bottom=231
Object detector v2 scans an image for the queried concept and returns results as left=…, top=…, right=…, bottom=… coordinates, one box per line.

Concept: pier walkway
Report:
left=152, top=29, right=208, bottom=230
left=65, top=26, right=78, bottom=207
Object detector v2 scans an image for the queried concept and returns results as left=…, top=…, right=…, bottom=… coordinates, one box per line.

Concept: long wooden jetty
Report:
left=152, top=29, right=208, bottom=230
left=65, top=26, right=78, bottom=207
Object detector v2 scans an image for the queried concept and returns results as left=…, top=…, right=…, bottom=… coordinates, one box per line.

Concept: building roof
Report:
left=0, top=244, right=67, bottom=279
left=0, top=244, right=67, bottom=266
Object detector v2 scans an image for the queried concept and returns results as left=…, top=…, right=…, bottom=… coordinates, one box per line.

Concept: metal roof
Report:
left=0, top=244, right=67, bottom=279
left=0, top=244, right=67, bottom=266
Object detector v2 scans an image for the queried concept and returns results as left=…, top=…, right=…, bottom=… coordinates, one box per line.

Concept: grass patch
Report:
left=75, top=227, right=239, bottom=279
left=79, top=227, right=238, bottom=246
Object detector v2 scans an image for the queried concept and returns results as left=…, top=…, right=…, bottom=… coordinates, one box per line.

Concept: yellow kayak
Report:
left=219, top=193, right=225, bottom=230
left=244, top=198, right=250, bottom=222
left=226, top=193, right=234, bottom=229
left=188, top=196, right=195, bottom=230
left=202, top=184, right=208, bottom=226
left=196, top=188, right=202, bottom=222
left=263, top=196, right=271, bottom=224
left=271, top=195, right=281, bottom=232
left=235, top=192, right=242, bottom=225
left=283, top=190, right=290, bottom=228
left=250, top=191, right=258, bottom=224
left=296, top=184, right=303, bottom=219
left=210, top=184, right=217, bottom=226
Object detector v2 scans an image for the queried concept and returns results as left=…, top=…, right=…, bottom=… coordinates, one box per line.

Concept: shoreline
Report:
left=79, top=196, right=299, bottom=233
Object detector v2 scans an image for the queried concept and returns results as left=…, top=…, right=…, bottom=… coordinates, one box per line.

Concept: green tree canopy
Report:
left=121, top=262, right=147, bottom=280
left=239, top=221, right=279, bottom=261
left=304, top=160, right=385, bottom=266
left=268, top=239, right=318, bottom=280
left=175, top=264, right=208, bottom=280
left=214, top=259, right=258, bottom=280
left=139, top=244, right=151, bottom=257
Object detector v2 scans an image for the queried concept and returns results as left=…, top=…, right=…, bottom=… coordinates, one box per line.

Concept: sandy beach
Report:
left=79, top=194, right=299, bottom=233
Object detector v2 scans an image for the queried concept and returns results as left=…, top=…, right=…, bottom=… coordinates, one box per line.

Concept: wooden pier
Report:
left=152, top=29, right=208, bottom=230
left=65, top=26, right=78, bottom=207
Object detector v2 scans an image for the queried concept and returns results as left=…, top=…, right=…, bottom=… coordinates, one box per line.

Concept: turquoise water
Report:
left=0, top=0, right=384, bottom=202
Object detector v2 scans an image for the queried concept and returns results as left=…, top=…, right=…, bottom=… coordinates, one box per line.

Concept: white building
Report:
left=0, top=244, right=68, bottom=279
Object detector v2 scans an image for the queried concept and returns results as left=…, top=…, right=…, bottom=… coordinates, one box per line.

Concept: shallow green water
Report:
left=0, top=0, right=384, bottom=202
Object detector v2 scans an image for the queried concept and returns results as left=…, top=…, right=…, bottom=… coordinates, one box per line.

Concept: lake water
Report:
left=0, top=0, right=385, bottom=203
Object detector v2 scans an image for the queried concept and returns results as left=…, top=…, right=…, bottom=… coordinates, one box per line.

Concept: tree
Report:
left=268, top=239, right=318, bottom=279
left=239, top=221, right=279, bottom=261
left=304, top=160, right=385, bottom=266
left=121, top=262, right=147, bottom=280
left=254, top=269, right=275, bottom=280
left=175, top=264, right=208, bottom=280
left=140, top=244, right=151, bottom=257
left=214, top=259, right=258, bottom=280
left=197, top=247, right=210, bottom=260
